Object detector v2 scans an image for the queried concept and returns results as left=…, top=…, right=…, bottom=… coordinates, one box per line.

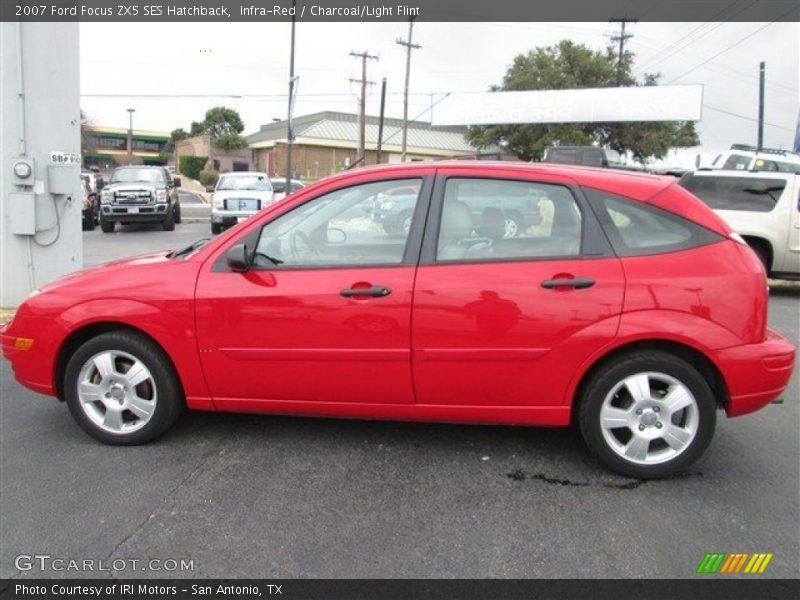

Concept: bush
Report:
left=198, top=170, right=219, bottom=189
left=179, top=155, right=208, bottom=180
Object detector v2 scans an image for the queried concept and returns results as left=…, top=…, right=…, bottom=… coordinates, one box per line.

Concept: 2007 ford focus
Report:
left=2, top=162, right=794, bottom=478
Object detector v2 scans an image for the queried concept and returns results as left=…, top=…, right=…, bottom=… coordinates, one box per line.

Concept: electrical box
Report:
left=47, top=164, right=77, bottom=195
left=11, top=156, right=35, bottom=187
left=9, top=191, right=36, bottom=235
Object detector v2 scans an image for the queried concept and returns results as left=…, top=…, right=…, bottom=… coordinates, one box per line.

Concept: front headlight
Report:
left=100, top=190, right=113, bottom=204
left=156, top=189, right=167, bottom=203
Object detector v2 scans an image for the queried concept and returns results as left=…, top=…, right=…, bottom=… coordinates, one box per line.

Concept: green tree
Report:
left=190, top=121, right=206, bottom=136
left=202, top=106, right=245, bottom=138
left=465, top=40, right=699, bottom=164
left=170, top=127, right=189, bottom=142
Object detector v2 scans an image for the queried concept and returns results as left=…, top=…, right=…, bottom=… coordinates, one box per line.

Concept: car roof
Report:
left=220, top=171, right=269, bottom=176
left=340, top=160, right=675, bottom=201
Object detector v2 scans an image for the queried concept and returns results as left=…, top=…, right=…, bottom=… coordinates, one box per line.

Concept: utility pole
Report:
left=376, top=77, right=387, bottom=164
left=757, top=61, right=765, bottom=151
left=609, top=18, right=637, bottom=85
left=126, top=108, right=135, bottom=164
left=285, top=0, right=296, bottom=190
left=397, top=19, right=421, bottom=162
left=349, top=50, right=379, bottom=165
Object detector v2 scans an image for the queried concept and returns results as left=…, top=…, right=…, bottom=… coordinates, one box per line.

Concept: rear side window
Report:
left=722, top=154, right=752, bottom=170
left=680, top=175, right=785, bottom=212
left=585, top=188, right=723, bottom=257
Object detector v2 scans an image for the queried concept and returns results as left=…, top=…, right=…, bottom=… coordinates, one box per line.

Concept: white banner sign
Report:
left=432, top=85, right=703, bottom=126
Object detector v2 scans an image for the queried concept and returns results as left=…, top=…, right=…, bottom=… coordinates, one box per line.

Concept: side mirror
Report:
left=327, top=227, right=347, bottom=244
left=173, top=177, right=182, bottom=188
left=226, top=243, right=250, bottom=272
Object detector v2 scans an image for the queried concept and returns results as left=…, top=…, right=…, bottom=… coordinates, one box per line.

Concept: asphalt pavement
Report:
left=0, top=223, right=798, bottom=579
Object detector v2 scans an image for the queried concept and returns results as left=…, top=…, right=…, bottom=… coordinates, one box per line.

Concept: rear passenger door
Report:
left=411, top=169, right=626, bottom=408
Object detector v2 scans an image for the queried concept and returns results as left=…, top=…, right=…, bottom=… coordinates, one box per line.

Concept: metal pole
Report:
left=286, top=0, right=296, bottom=191
left=359, top=53, right=367, bottom=163
left=397, top=19, right=421, bottom=162
left=377, top=78, right=387, bottom=164
left=127, top=108, right=135, bottom=164
left=757, top=61, right=765, bottom=151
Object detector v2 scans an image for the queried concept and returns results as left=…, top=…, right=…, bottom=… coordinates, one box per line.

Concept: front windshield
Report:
left=217, top=175, right=271, bottom=191
left=110, top=168, right=165, bottom=184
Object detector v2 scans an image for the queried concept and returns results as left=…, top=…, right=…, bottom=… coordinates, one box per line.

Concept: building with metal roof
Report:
left=245, top=111, right=492, bottom=180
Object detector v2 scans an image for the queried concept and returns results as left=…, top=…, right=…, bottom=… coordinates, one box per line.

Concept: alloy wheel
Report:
left=76, top=350, right=157, bottom=434
left=599, top=371, right=699, bottom=466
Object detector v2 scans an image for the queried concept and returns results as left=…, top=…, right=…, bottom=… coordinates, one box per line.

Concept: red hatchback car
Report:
left=2, top=162, right=795, bottom=478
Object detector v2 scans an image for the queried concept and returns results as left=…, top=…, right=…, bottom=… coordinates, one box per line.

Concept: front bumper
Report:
left=715, top=327, right=796, bottom=417
left=101, top=203, right=169, bottom=221
left=1, top=318, right=56, bottom=396
left=211, top=209, right=258, bottom=225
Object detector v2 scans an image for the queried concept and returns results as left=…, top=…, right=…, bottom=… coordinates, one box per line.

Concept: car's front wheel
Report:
left=100, top=217, right=115, bottom=233
left=579, top=351, right=716, bottom=479
left=64, top=331, right=184, bottom=445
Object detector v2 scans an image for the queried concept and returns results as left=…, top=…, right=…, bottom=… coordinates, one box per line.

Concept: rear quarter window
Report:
left=584, top=188, right=723, bottom=257
left=679, top=175, right=785, bottom=213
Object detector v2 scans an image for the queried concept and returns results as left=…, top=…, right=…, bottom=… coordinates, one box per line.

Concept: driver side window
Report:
left=253, top=178, right=422, bottom=268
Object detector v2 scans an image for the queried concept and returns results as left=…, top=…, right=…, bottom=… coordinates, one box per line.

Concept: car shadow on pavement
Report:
left=161, top=409, right=701, bottom=490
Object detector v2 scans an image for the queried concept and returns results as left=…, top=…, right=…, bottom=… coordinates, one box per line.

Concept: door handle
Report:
left=340, top=285, right=392, bottom=298
left=540, top=277, right=596, bottom=290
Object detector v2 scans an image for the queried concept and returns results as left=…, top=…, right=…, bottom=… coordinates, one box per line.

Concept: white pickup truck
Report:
left=680, top=170, right=800, bottom=280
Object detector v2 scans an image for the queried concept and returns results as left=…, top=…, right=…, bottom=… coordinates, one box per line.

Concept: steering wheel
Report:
left=290, top=230, right=320, bottom=261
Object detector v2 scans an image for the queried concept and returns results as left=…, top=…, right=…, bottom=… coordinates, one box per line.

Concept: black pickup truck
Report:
left=98, top=166, right=182, bottom=233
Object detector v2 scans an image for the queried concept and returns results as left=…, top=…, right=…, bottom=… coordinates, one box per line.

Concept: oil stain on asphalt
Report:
left=506, top=468, right=704, bottom=490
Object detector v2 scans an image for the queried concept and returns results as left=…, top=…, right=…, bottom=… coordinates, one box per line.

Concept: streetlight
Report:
left=126, top=108, right=135, bottom=164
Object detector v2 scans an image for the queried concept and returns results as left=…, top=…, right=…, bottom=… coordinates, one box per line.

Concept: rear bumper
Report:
left=714, top=328, right=796, bottom=417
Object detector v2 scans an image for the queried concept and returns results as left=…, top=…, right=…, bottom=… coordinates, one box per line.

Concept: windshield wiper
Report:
left=169, top=238, right=210, bottom=259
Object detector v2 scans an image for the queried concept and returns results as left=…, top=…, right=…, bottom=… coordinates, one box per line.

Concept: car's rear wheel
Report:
left=578, top=351, right=716, bottom=479
left=174, top=202, right=182, bottom=224
left=64, top=332, right=184, bottom=445
left=211, top=222, right=223, bottom=234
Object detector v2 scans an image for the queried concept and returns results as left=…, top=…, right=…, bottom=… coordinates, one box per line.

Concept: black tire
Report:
left=174, top=202, right=182, bottom=224
left=748, top=241, right=771, bottom=275
left=211, top=222, right=223, bottom=235
left=82, top=212, right=95, bottom=231
left=63, top=331, right=184, bottom=445
left=100, top=217, right=115, bottom=233
left=578, top=350, right=716, bottom=479
left=162, top=206, right=175, bottom=231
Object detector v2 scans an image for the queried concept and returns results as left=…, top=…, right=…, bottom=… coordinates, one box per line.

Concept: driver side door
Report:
left=195, top=175, right=433, bottom=408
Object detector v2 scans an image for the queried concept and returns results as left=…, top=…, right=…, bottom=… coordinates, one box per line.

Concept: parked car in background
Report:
left=270, top=177, right=305, bottom=201
left=2, top=162, right=794, bottom=479
left=81, top=178, right=97, bottom=231
left=680, top=171, right=800, bottom=279
left=543, top=145, right=641, bottom=170
left=703, top=144, right=800, bottom=174
left=211, top=172, right=274, bottom=234
left=99, top=166, right=182, bottom=233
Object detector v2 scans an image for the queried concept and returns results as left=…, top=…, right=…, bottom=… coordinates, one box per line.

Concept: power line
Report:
left=667, top=13, right=794, bottom=84
left=704, top=104, right=794, bottom=132
left=397, top=18, right=422, bottom=162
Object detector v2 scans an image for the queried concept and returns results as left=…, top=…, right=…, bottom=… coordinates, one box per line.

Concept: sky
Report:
left=79, top=21, right=799, bottom=166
